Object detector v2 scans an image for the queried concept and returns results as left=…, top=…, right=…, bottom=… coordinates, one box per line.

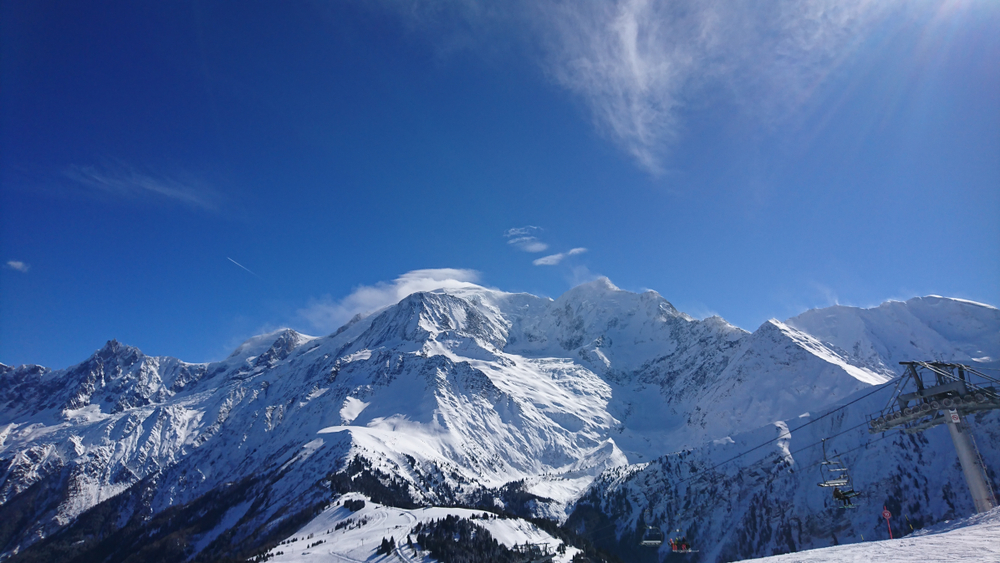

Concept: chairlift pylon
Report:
left=512, top=542, right=554, bottom=563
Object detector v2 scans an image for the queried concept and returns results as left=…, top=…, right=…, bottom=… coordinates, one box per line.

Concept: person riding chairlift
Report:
left=832, top=487, right=850, bottom=507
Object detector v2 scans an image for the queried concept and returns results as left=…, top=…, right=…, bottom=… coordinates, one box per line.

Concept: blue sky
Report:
left=2, top=0, right=998, bottom=369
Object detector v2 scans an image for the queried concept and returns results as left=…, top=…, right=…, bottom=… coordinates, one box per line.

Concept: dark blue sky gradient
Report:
left=2, top=1, right=998, bottom=368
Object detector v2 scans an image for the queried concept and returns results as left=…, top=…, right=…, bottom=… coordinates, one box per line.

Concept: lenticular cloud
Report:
left=298, top=268, right=482, bottom=332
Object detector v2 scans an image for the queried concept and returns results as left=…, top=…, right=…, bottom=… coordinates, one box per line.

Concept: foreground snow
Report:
left=262, top=493, right=580, bottom=563
left=740, top=507, right=1000, bottom=563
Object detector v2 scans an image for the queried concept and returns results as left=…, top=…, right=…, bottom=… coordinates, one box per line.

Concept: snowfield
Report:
left=261, top=493, right=580, bottom=563
left=740, top=506, right=1000, bottom=563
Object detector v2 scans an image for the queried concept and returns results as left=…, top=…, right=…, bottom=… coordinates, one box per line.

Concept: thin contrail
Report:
left=227, top=257, right=262, bottom=279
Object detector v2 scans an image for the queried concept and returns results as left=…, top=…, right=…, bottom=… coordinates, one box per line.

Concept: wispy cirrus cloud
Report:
left=5, top=260, right=30, bottom=273
left=64, top=163, right=221, bottom=211
left=540, top=0, right=898, bottom=173
left=504, top=226, right=549, bottom=253
left=533, top=247, right=587, bottom=266
left=504, top=226, right=587, bottom=266
left=371, top=0, right=900, bottom=174
left=298, top=268, right=482, bottom=333
left=503, top=226, right=541, bottom=238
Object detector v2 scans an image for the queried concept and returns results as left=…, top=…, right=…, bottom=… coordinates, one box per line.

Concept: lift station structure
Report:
left=868, top=361, right=1000, bottom=513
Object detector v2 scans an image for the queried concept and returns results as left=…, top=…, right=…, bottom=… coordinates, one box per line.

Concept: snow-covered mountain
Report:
left=0, top=280, right=996, bottom=562
left=785, top=295, right=1000, bottom=373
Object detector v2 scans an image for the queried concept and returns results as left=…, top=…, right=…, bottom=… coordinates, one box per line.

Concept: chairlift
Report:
left=639, top=525, right=664, bottom=547
left=638, top=509, right=664, bottom=547
left=817, top=439, right=860, bottom=507
left=668, top=530, right=698, bottom=554
left=816, top=439, right=851, bottom=488
left=512, top=542, right=554, bottom=563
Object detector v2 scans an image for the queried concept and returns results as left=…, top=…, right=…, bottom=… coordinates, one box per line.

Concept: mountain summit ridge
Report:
left=1, top=281, right=996, bottom=562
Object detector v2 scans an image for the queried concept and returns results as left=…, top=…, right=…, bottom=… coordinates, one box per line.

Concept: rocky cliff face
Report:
left=1, top=280, right=996, bottom=562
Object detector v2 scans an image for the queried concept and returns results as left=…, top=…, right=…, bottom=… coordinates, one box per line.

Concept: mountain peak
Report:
left=786, top=295, right=1000, bottom=372
left=228, top=328, right=309, bottom=361
left=96, top=339, right=142, bottom=362
left=99, top=338, right=123, bottom=352
left=352, top=290, right=509, bottom=352
left=574, top=276, right=620, bottom=293
left=552, top=277, right=623, bottom=309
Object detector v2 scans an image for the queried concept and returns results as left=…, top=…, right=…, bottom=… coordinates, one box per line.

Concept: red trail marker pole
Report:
left=882, top=507, right=893, bottom=539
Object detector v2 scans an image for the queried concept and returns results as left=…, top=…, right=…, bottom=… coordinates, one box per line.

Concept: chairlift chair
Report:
left=668, top=531, right=698, bottom=554
left=817, top=440, right=854, bottom=490
left=817, top=440, right=861, bottom=508
left=638, top=509, right=664, bottom=547
left=639, top=525, right=664, bottom=547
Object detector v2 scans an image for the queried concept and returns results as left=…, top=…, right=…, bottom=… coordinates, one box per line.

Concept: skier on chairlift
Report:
left=832, top=487, right=851, bottom=508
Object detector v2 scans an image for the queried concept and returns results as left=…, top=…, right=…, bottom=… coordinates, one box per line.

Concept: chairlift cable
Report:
left=577, top=363, right=987, bottom=535
left=788, top=420, right=870, bottom=457
left=570, top=383, right=900, bottom=541
left=798, top=431, right=899, bottom=473
left=674, top=381, right=896, bottom=485
left=911, top=362, right=1000, bottom=400
left=880, top=375, right=908, bottom=416
left=578, top=432, right=901, bottom=541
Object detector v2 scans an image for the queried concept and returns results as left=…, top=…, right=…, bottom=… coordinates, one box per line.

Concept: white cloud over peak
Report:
left=6, top=260, right=30, bottom=273
left=298, top=268, right=482, bottom=333
left=533, top=247, right=587, bottom=266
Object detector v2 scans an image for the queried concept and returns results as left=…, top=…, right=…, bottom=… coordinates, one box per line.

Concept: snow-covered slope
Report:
left=568, top=386, right=1000, bottom=562
left=786, top=296, right=1000, bottom=373
left=257, top=492, right=582, bottom=563
left=1, top=280, right=996, bottom=562
left=563, top=293, right=998, bottom=562
left=739, top=506, right=1000, bottom=563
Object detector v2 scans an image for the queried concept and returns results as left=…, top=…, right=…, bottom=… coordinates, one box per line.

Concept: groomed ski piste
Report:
left=259, top=493, right=581, bottom=562
left=739, top=506, right=1000, bottom=563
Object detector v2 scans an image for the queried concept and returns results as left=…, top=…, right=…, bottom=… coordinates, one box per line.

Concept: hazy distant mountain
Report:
left=1, top=280, right=996, bottom=562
